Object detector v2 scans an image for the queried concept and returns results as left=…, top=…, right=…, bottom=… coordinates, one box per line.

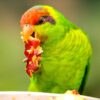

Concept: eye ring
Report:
left=37, top=16, right=45, bottom=25
left=35, top=16, right=55, bottom=25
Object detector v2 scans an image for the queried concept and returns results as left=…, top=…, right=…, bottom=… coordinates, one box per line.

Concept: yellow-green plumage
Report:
left=27, top=5, right=92, bottom=93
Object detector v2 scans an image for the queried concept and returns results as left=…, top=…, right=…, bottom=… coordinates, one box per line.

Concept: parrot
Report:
left=20, top=5, right=92, bottom=94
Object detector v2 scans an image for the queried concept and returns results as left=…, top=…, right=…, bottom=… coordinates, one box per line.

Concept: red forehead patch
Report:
left=20, top=7, right=49, bottom=28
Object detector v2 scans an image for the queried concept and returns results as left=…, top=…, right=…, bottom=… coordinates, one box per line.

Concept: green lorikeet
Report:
left=20, top=5, right=92, bottom=94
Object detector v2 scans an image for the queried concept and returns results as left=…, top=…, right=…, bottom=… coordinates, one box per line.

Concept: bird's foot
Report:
left=53, top=90, right=84, bottom=100
left=65, top=90, right=79, bottom=95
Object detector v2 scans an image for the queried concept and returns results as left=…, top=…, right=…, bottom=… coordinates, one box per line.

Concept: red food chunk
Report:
left=26, top=61, right=39, bottom=77
left=24, top=39, right=40, bottom=57
left=24, top=39, right=42, bottom=77
left=28, top=39, right=40, bottom=48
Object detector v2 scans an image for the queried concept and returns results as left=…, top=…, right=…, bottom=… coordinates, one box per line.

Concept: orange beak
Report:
left=20, top=24, right=34, bottom=42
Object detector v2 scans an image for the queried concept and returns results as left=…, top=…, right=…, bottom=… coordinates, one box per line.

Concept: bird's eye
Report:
left=35, top=16, right=55, bottom=25
left=36, top=16, right=46, bottom=25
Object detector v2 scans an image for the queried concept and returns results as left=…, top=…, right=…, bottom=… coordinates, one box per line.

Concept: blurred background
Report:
left=0, top=0, right=100, bottom=98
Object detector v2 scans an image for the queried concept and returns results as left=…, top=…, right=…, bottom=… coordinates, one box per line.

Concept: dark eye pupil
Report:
left=37, top=16, right=46, bottom=24
left=38, top=19, right=43, bottom=24
left=35, top=16, right=55, bottom=25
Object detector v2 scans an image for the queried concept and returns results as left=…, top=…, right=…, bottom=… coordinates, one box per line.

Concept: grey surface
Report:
left=0, top=92, right=99, bottom=100
left=82, top=96, right=100, bottom=100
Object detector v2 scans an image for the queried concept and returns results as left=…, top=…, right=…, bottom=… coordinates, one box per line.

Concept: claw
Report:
left=65, top=90, right=79, bottom=95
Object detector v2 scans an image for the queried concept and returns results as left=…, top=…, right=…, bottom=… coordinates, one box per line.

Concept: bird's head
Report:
left=20, top=5, right=68, bottom=45
left=20, top=5, right=69, bottom=76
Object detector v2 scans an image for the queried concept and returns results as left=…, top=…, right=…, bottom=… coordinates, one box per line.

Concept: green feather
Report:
left=28, top=5, right=92, bottom=93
